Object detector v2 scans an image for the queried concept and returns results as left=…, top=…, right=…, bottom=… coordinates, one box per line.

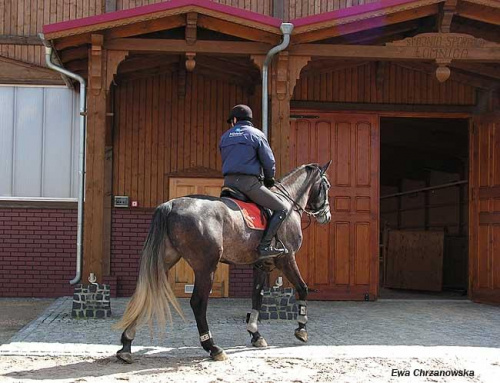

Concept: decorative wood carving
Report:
left=440, top=0, right=458, bottom=33
left=186, top=12, right=198, bottom=46
left=272, top=52, right=310, bottom=101
left=185, top=52, right=196, bottom=72
left=90, top=34, right=104, bottom=93
left=106, top=50, right=128, bottom=89
left=387, top=32, right=500, bottom=82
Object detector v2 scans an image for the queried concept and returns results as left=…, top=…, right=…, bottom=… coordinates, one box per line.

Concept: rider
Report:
left=219, top=104, right=289, bottom=261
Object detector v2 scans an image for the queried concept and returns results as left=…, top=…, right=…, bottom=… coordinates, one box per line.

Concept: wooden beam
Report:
left=105, top=38, right=271, bottom=55
left=396, top=61, right=500, bottom=89
left=458, top=1, right=500, bottom=25
left=60, top=46, right=89, bottom=63
left=197, top=15, right=280, bottom=44
left=0, top=35, right=43, bottom=45
left=451, top=62, right=500, bottom=81
left=54, top=34, right=91, bottom=50
left=104, top=15, right=185, bottom=39
left=292, top=4, right=439, bottom=43
left=290, top=43, right=500, bottom=62
left=185, top=12, right=198, bottom=45
left=290, top=101, right=476, bottom=114
left=439, top=0, right=458, bottom=33
left=118, top=55, right=179, bottom=74
left=0, top=56, right=63, bottom=85
left=83, top=43, right=110, bottom=284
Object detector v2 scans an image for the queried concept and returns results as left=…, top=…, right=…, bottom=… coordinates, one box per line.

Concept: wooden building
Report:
left=0, top=0, right=499, bottom=304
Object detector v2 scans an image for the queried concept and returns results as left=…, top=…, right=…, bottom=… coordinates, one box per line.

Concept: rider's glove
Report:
left=264, top=178, right=275, bottom=188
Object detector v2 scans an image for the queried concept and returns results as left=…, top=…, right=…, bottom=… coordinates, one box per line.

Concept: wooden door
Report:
left=285, top=113, right=380, bottom=300
left=469, top=116, right=500, bottom=304
left=168, top=177, right=229, bottom=298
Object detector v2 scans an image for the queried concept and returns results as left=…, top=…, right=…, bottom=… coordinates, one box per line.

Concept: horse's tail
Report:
left=114, top=201, right=184, bottom=334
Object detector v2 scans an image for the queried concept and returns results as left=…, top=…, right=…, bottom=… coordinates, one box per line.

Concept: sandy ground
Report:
left=1, top=345, right=499, bottom=383
left=0, top=299, right=54, bottom=345
left=1, top=298, right=498, bottom=382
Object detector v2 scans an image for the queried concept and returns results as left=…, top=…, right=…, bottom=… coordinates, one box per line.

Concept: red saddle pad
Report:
left=229, top=199, right=267, bottom=230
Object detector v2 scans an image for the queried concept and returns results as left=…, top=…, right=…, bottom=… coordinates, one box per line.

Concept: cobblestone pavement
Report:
left=1, top=297, right=499, bottom=354
left=0, top=298, right=499, bottom=382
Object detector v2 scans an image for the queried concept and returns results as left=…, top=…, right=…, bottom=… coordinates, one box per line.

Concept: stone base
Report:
left=72, top=284, right=112, bottom=319
left=260, top=287, right=298, bottom=320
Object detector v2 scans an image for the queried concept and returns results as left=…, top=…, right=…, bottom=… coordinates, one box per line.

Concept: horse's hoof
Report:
left=252, top=337, right=268, bottom=348
left=211, top=350, right=228, bottom=361
left=117, top=351, right=133, bottom=364
left=294, top=328, right=308, bottom=343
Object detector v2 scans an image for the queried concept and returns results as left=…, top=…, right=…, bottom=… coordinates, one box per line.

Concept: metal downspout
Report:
left=262, top=22, right=294, bottom=138
left=39, top=33, right=86, bottom=285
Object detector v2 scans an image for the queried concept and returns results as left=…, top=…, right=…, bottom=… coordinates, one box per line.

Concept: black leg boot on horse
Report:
left=256, top=209, right=288, bottom=261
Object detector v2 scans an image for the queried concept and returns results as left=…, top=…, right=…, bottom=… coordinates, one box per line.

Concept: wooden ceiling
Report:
left=381, top=117, right=469, bottom=185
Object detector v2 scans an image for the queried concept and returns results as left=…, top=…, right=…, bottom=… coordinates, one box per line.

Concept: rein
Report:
left=274, top=170, right=330, bottom=230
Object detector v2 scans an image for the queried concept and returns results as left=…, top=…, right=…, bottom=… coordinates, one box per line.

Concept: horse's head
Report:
left=306, top=161, right=332, bottom=224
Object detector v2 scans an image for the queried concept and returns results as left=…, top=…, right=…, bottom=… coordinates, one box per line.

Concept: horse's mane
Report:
left=279, top=163, right=320, bottom=183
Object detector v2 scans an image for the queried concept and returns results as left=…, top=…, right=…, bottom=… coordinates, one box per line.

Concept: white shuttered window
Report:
left=0, top=86, right=80, bottom=199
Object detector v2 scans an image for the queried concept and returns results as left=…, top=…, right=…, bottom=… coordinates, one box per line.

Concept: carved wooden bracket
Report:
left=186, top=12, right=198, bottom=46
left=106, top=50, right=128, bottom=90
left=90, top=34, right=104, bottom=93
left=440, top=0, right=458, bottom=33
left=251, top=53, right=310, bottom=100
left=273, top=52, right=311, bottom=101
left=185, top=52, right=196, bottom=72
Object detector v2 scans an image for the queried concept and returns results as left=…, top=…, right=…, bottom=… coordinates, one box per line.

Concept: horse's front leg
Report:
left=276, top=256, right=309, bottom=343
left=247, top=266, right=268, bottom=347
left=191, top=270, right=227, bottom=361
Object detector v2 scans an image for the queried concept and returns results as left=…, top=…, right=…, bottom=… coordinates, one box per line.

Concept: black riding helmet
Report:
left=227, top=104, right=253, bottom=123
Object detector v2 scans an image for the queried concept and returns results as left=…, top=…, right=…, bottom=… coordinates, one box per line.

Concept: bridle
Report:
left=274, top=168, right=331, bottom=228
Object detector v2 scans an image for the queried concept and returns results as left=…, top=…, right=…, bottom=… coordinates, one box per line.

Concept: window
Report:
left=0, top=86, right=80, bottom=199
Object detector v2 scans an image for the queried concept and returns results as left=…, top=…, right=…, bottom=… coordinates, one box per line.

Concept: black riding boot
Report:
left=257, top=209, right=288, bottom=261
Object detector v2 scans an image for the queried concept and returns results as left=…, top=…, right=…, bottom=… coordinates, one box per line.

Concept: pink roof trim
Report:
left=43, top=0, right=282, bottom=35
left=291, top=0, right=437, bottom=28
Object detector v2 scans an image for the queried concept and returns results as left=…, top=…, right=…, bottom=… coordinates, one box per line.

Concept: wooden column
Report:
left=270, top=53, right=310, bottom=176
left=83, top=33, right=127, bottom=283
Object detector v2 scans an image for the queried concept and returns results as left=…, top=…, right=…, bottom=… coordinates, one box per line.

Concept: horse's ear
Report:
left=321, top=160, right=332, bottom=174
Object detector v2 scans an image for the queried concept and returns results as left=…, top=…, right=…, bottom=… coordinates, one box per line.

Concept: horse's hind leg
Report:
left=247, top=266, right=268, bottom=348
left=117, top=245, right=182, bottom=364
left=117, top=325, right=136, bottom=364
left=191, top=269, right=227, bottom=361
left=276, top=256, right=309, bottom=343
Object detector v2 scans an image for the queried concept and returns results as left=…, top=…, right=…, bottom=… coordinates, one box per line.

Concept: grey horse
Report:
left=114, top=161, right=332, bottom=362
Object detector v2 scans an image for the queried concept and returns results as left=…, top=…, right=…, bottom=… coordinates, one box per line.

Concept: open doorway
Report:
left=379, top=117, right=469, bottom=300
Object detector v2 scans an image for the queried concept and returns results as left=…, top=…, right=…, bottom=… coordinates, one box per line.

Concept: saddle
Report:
left=220, top=186, right=270, bottom=230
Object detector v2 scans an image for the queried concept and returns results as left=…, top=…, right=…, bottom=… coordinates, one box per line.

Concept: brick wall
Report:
left=229, top=265, right=253, bottom=298
left=0, top=208, right=76, bottom=297
left=0, top=206, right=254, bottom=298
left=111, top=209, right=152, bottom=296
left=110, top=208, right=253, bottom=297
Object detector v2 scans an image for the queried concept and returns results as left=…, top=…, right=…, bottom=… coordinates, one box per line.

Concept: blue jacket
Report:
left=219, top=121, right=276, bottom=179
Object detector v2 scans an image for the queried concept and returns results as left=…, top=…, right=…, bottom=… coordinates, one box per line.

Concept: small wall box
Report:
left=114, top=196, right=129, bottom=208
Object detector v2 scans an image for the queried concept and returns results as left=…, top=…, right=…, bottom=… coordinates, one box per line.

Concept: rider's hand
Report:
left=264, top=178, right=275, bottom=188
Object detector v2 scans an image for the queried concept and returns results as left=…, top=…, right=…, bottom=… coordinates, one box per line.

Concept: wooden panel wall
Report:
left=285, top=0, right=380, bottom=19
left=294, top=62, right=477, bottom=105
left=0, top=0, right=104, bottom=66
left=113, top=70, right=261, bottom=208
left=0, top=0, right=104, bottom=33
left=115, top=0, right=273, bottom=14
